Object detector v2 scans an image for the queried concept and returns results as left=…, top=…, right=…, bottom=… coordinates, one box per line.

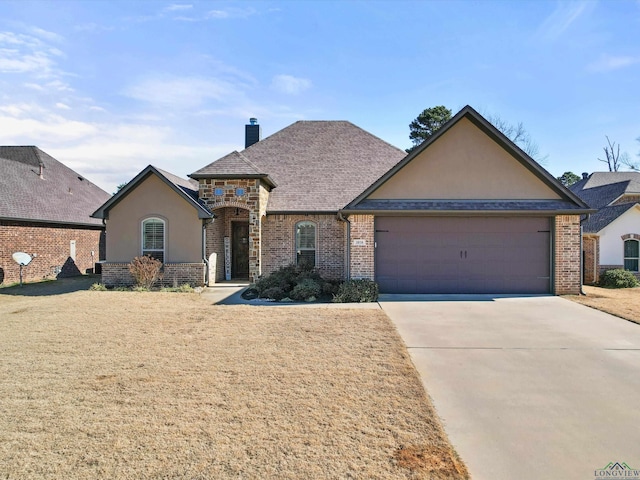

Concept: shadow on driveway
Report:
left=0, top=275, right=98, bottom=297
left=377, top=293, right=552, bottom=303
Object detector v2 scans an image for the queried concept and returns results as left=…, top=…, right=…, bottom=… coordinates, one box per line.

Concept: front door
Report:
left=232, top=222, right=249, bottom=279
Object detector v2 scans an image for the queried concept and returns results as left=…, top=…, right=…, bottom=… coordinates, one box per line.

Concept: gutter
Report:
left=337, top=212, right=351, bottom=279
left=338, top=209, right=597, bottom=216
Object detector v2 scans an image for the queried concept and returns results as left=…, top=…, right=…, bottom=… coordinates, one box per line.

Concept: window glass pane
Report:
left=143, top=251, right=164, bottom=263
left=624, top=259, right=639, bottom=272
left=296, top=223, right=315, bottom=249
left=297, top=251, right=315, bottom=268
left=296, top=222, right=316, bottom=268
left=624, top=240, right=639, bottom=258
left=143, top=220, right=164, bottom=250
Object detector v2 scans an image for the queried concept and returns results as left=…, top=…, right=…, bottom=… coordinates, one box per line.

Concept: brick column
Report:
left=554, top=215, right=581, bottom=295
left=349, top=215, right=375, bottom=280
left=583, top=235, right=599, bottom=285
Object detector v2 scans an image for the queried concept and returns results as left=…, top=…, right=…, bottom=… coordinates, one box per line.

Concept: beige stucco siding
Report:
left=369, top=118, right=561, bottom=200
left=105, top=175, right=202, bottom=262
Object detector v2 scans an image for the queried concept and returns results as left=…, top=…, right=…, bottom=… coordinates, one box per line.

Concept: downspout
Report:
left=592, top=236, right=597, bottom=285
left=579, top=214, right=591, bottom=295
left=337, top=212, right=351, bottom=280
left=580, top=224, right=585, bottom=295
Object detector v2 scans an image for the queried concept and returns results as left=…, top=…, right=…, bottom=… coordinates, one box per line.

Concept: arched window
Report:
left=295, top=221, right=316, bottom=268
left=624, top=239, right=639, bottom=272
left=142, top=218, right=165, bottom=263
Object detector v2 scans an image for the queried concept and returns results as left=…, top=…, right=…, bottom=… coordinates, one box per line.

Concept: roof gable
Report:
left=191, top=121, right=406, bottom=212
left=190, top=151, right=277, bottom=188
left=0, top=146, right=110, bottom=226
left=571, top=172, right=640, bottom=208
left=345, top=106, right=590, bottom=213
left=590, top=203, right=640, bottom=234
left=368, top=117, right=560, bottom=200
left=92, top=165, right=212, bottom=219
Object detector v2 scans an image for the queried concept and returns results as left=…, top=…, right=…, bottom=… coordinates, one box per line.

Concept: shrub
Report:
left=599, top=269, right=640, bottom=289
left=290, top=278, right=322, bottom=301
left=333, top=279, right=379, bottom=303
left=160, top=284, right=195, bottom=293
left=255, top=263, right=323, bottom=300
left=129, top=255, right=163, bottom=289
left=242, top=287, right=260, bottom=300
left=322, top=280, right=340, bottom=297
left=261, top=286, right=287, bottom=301
left=89, top=283, right=107, bottom=291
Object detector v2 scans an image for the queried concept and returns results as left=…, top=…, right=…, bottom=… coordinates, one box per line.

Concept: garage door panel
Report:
left=375, top=216, right=550, bottom=294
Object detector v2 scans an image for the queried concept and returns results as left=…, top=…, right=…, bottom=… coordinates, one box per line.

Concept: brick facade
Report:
left=199, top=178, right=264, bottom=281
left=205, top=207, right=250, bottom=282
left=583, top=235, right=600, bottom=285
left=261, top=214, right=346, bottom=280
left=349, top=215, right=375, bottom=280
left=101, top=262, right=205, bottom=287
left=554, top=215, right=582, bottom=295
left=0, top=220, right=104, bottom=286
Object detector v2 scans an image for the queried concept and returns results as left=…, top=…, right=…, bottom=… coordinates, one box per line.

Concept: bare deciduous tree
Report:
left=485, top=114, right=545, bottom=162
left=598, top=136, right=639, bottom=172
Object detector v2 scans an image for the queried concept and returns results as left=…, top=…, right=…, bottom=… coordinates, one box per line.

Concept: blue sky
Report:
left=1, top=0, right=639, bottom=193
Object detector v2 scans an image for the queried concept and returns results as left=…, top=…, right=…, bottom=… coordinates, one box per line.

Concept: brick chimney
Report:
left=245, top=118, right=261, bottom=148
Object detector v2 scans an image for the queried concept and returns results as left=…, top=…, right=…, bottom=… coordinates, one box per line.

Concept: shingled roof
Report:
left=570, top=172, right=640, bottom=232
left=0, top=146, right=110, bottom=226
left=92, top=165, right=213, bottom=220
left=191, top=121, right=407, bottom=212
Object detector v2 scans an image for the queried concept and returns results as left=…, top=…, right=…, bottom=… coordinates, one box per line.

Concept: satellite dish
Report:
left=12, top=252, right=32, bottom=266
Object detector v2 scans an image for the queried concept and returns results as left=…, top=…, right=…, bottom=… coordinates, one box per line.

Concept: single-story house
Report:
left=0, top=146, right=111, bottom=285
left=93, top=106, right=592, bottom=294
left=570, top=172, right=640, bottom=284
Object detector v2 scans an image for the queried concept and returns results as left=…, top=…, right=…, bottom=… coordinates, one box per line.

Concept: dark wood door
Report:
left=232, top=222, right=250, bottom=279
left=375, top=216, right=551, bottom=294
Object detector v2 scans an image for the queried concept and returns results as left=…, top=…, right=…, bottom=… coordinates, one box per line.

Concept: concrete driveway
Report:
left=379, top=295, right=640, bottom=480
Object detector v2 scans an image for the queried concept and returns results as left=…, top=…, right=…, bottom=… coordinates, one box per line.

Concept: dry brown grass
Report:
left=565, top=286, right=640, bottom=325
left=0, top=288, right=468, bottom=479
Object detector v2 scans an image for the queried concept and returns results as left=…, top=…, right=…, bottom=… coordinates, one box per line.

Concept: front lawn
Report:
left=0, top=288, right=467, bottom=479
left=565, top=285, right=640, bottom=325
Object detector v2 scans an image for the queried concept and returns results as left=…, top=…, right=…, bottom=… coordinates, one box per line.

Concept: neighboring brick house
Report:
left=570, top=172, right=640, bottom=284
left=94, top=106, right=592, bottom=294
left=0, top=146, right=110, bottom=286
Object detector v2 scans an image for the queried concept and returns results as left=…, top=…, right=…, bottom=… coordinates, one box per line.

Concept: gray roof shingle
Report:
left=582, top=203, right=637, bottom=233
left=0, top=146, right=111, bottom=226
left=570, top=172, right=640, bottom=232
left=191, top=121, right=407, bottom=212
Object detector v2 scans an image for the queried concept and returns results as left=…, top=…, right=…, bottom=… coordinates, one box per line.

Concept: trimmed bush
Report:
left=290, top=278, right=322, bottom=301
left=599, top=269, right=640, bottom=289
left=261, top=286, right=287, bottom=301
left=255, top=263, right=326, bottom=301
left=333, top=279, right=379, bottom=303
left=322, top=280, right=340, bottom=297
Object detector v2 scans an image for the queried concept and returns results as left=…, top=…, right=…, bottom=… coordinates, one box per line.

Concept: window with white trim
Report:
left=295, top=221, right=316, bottom=268
left=142, top=218, right=165, bottom=263
left=624, top=239, right=639, bottom=272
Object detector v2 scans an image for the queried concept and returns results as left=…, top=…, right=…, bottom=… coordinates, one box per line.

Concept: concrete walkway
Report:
left=379, top=295, right=640, bottom=480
